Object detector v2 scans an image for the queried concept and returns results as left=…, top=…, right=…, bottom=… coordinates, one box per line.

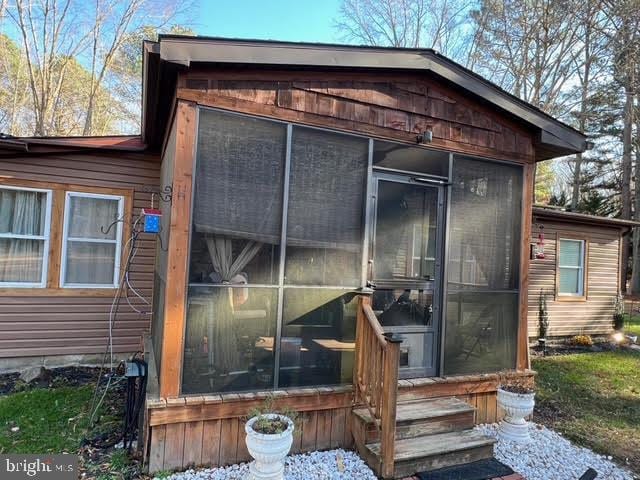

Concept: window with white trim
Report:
left=558, top=238, right=586, bottom=296
left=0, top=186, right=52, bottom=287
left=61, top=192, right=124, bottom=288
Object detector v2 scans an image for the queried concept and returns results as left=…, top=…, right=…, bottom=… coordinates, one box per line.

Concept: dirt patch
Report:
left=0, top=366, right=102, bottom=396
left=530, top=341, right=620, bottom=358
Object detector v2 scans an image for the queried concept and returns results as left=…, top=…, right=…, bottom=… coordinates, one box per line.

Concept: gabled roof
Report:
left=533, top=206, right=640, bottom=230
left=142, top=35, right=589, bottom=159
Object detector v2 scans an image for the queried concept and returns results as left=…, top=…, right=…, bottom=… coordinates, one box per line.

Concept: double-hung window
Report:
left=61, top=192, right=124, bottom=288
left=0, top=186, right=52, bottom=287
left=557, top=238, right=586, bottom=297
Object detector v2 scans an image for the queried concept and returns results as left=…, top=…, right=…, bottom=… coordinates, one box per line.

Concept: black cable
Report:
left=122, top=358, right=148, bottom=452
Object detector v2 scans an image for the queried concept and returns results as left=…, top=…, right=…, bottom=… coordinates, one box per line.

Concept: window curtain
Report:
left=0, top=189, right=45, bottom=283
left=199, top=235, right=263, bottom=371
left=64, top=196, right=119, bottom=285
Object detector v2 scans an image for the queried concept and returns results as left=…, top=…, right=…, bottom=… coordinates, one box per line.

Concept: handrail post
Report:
left=380, top=335, right=401, bottom=479
left=353, top=295, right=368, bottom=399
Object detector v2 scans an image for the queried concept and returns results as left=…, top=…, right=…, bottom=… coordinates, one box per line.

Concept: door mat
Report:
left=417, top=458, right=514, bottom=480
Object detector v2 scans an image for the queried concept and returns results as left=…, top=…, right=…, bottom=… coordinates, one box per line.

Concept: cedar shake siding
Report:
left=178, top=69, right=536, bottom=165
left=0, top=150, right=160, bottom=359
left=528, top=216, right=623, bottom=338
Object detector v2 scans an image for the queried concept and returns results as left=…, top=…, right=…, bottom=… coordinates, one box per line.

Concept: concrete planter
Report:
left=245, top=414, right=294, bottom=480
left=497, top=387, right=535, bottom=443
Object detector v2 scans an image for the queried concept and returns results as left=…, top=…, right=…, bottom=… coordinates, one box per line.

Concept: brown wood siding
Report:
left=0, top=151, right=160, bottom=358
left=177, top=69, right=536, bottom=164
left=527, top=220, right=621, bottom=337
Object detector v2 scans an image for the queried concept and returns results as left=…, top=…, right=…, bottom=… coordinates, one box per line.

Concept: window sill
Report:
left=0, top=287, right=118, bottom=297
left=555, top=294, right=587, bottom=302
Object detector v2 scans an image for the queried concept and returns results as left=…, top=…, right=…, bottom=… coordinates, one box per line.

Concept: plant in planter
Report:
left=613, top=293, right=625, bottom=332
left=538, top=289, right=549, bottom=353
left=245, top=396, right=298, bottom=480
left=496, top=373, right=535, bottom=443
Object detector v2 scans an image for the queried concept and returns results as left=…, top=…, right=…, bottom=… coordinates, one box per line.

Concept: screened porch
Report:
left=151, top=105, right=524, bottom=397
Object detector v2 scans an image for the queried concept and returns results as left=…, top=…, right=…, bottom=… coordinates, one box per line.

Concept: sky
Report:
left=186, top=0, right=344, bottom=44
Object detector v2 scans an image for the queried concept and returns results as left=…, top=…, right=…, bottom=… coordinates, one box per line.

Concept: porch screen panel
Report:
left=444, top=156, right=522, bottom=375
left=278, top=127, right=367, bottom=388
left=183, top=109, right=286, bottom=394
left=284, top=127, right=368, bottom=286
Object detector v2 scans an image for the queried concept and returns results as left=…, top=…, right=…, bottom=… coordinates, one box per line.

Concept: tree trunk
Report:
left=630, top=100, right=640, bottom=294
left=620, top=87, right=634, bottom=293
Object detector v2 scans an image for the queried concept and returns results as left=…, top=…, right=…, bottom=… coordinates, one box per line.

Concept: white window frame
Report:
left=558, top=238, right=586, bottom=297
left=0, top=185, right=52, bottom=288
left=60, top=191, right=124, bottom=288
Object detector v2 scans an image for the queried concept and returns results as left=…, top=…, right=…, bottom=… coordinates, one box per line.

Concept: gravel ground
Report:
left=476, top=423, right=636, bottom=480
left=156, top=449, right=377, bottom=480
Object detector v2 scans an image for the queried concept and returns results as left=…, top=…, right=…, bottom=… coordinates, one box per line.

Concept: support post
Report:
left=380, top=336, right=400, bottom=479
left=517, top=161, right=534, bottom=371
left=159, top=100, right=197, bottom=398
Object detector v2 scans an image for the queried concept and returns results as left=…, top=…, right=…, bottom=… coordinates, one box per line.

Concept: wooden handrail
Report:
left=353, top=295, right=401, bottom=479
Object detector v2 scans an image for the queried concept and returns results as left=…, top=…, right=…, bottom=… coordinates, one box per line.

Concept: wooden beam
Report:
left=517, top=162, right=534, bottom=370
left=159, top=100, right=197, bottom=398
left=148, top=391, right=354, bottom=426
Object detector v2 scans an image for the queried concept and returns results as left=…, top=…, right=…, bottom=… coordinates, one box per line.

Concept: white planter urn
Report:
left=497, top=387, right=535, bottom=443
left=245, top=414, right=294, bottom=480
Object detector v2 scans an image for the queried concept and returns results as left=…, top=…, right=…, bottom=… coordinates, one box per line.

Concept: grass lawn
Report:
left=0, top=379, right=138, bottom=479
left=626, top=314, right=640, bottom=336
left=0, top=385, right=93, bottom=453
left=533, top=349, right=640, bottom=475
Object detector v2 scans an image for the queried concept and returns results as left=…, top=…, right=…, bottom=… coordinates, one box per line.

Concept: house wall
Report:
left=527, top=218, right=621, bottom=338
left=0, top=151, right=160, bottom=363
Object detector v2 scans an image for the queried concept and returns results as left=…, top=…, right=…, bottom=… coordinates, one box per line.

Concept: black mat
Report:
left=416, top=458, right=514, bottom=480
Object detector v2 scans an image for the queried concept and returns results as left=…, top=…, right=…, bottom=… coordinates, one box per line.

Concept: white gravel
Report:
left=476, top=423, right=635, bottom=480
left=155, top=449, right=377, bottom=480
left=156, top=424, right=635, bottom=480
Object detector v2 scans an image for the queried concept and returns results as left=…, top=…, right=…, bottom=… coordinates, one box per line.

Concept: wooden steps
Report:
left=352, top=396, right=496, bottom=479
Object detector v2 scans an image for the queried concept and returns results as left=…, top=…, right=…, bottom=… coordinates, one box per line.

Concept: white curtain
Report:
left=0, top=189, right=44, bottom=283
left=194, top=234, right=263, bottom=371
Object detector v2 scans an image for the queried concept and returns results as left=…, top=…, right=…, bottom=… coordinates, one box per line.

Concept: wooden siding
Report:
left=0, top=151, right=160, bottom=358
left=177, top=69, right=536, bottom=164
left=527, top=220, right=621, bottom=337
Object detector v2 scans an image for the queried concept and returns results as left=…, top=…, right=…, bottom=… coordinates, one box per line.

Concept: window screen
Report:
left=373, top=141, right=449, bottom=177
left=558, top=239, right=585, bottom=296
left=284, top=127, right=368, bottom=286
left=444, top=156, right=522, bottom=375
left=184, top=109, right=286, bottom=394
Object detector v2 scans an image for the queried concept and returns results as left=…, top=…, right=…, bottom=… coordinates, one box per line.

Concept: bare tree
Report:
left=470, top=0, right=584, bottom=114
left=605, top=0, right=640, bottom=293
left=568, top=0, right=613, bottom=210
left=335, top=0, right=475, bottom=60
left=4, top=0, right=187, bottom=136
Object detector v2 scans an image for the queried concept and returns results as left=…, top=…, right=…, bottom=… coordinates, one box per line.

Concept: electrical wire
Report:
left=88, top=215, right=143, bottom=427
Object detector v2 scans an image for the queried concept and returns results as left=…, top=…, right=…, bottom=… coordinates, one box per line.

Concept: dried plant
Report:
left=497, top=371, right=535, bottom=395
left=613, top=293, right=625, bottom=331
left=570, top=334, right=594, bottom=347
left=538, top=289, right=550, bottom=339
left=246, top=395, right=299, bottom=435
